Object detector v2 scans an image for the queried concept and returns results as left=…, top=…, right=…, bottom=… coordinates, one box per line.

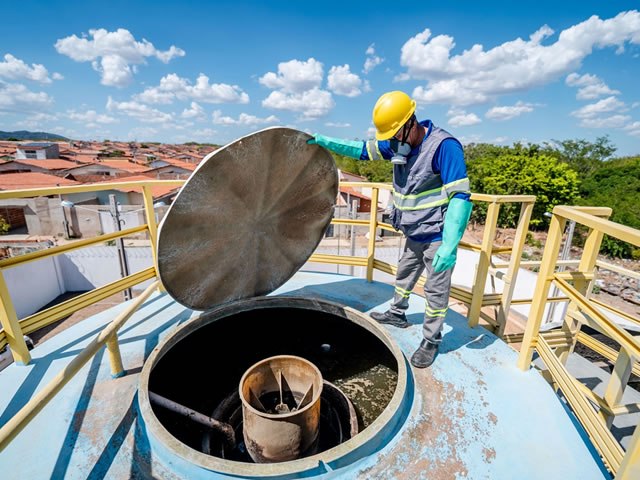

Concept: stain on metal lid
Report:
left=157, top=127, right=338, bottom=310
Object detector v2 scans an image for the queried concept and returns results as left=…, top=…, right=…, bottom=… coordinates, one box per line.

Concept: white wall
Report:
left=4, top=256, right=64, bottom=318
left=5, top=246, right=154, bottom=319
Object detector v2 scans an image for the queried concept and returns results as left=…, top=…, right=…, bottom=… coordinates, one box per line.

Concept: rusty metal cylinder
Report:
left=239, top=355, right=323, bottom=463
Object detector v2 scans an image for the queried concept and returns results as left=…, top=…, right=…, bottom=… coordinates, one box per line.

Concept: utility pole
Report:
left=59, top=193, right=71, bottom=240
left=349, top=198, right=357, bottom=276
left=109, top=194, right=132, bottom=300
left=546, top=219, right=576, bottom=324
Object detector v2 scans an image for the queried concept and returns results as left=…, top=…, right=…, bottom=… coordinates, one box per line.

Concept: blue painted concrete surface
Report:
left=0, top=271, right=610, bottom=479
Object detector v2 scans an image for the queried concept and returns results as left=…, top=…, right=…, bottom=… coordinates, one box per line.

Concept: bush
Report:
left=0, top=216, right=9, bottom=234
left=466, top=145, right=580, bottom=228
left=579, top=156, right=640, bottom=257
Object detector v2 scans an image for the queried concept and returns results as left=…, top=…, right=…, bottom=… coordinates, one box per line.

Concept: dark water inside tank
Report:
left=149, top=305, right=399, bottom=454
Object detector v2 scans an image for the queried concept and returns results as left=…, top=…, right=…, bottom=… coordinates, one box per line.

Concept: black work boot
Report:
left=410, top=340, right=438, bottom=368
left=370, top=310, right=410, bottom=328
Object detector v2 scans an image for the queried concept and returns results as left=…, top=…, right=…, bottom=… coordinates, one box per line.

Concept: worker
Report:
left=307, top=90, right=472, bottom=368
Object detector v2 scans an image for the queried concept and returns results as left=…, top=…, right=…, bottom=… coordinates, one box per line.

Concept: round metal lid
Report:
left=156, top=127, right=338, bottom=310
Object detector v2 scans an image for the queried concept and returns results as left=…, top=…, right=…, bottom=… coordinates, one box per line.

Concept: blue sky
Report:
left=1, top=1, right=639, bottom=156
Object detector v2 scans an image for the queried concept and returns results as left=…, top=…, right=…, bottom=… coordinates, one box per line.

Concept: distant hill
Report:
left=0, top=130, right=69, bottom=141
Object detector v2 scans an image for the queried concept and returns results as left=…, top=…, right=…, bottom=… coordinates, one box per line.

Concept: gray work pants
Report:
left=388, top=238, right=452, bottom=344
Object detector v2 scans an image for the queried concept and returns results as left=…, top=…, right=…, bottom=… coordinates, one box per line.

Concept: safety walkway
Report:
left=0, top=271, right=610, bottom=479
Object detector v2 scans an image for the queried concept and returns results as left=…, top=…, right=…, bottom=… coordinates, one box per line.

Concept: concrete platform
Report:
left=0, top=271, right=610, bottom=479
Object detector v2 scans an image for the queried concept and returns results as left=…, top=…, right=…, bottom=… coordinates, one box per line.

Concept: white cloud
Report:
left=127, top=127, right=158, bottom=140
left=0, top=80, right=53, bottom=113
left=493, top=136, right=508, bottom=143
left=52, top=72, right=64, bottom=80
left=579, top=114, right=631, bottom=128
left=363, top=44, right=384, bottom=74
left=571, top=96, right=626, bottom=119
left=262, top=87, right=334, bottom=120
left=400, top=11, right=640, bottom=105
left=325, top=122, right=351, bottom=128
left=623, top=121, right=640, bottom=137
left=211, top=110, right=279, bottom=126
left=447, top=110, right=481, bottom=127
left=565, top=72, right=620, bottom=100
left=259, top=58, right=323, bottom=94
left=135, top=73, right=249, bottom=105
left=457, top=134, right=483, bottom=144
left=55, top=28, right=185, bottom=87
left=0, top=54, right=53, bottom=83
left=67, top=109, right=117, bottom=124
left=181, top=101, right=205, bottom=119
left=486, top=101, right=535, bottom=121
left=106, top=96, right=173, bottom=123
left=327, top=65, right=365, bottom=97
left=15, top=112, right=59, bottom=129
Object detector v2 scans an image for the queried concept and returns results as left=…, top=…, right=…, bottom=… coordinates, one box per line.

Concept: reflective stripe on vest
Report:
left=393, top=177, right=470, bottom=211
left=365, top=140, right=383, bottom=161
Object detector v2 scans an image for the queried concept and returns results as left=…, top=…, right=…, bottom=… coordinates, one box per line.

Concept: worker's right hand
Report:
left=305, top=134, right=363, bottom=159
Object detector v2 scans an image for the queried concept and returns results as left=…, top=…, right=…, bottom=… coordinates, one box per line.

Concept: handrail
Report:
left=0, top=179, right=549, bottom=466
left=516, top=205, right=640, bottom=478
left=0, top=179, right=185, bottom=200
left=0, top=225, right=148, bottom=268
left=0, top=280, right=160, bottom=452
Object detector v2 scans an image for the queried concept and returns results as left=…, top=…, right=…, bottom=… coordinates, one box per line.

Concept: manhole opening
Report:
left=148, top=305, right=399, bottom=462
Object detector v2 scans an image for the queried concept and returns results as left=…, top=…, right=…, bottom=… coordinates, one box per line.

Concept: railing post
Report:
left=106, top=334, right=125, bottom=378
left=0, top=271, right=31, bottom=365
left=600, top=347, right=633, bottom=427
left=496, top=201, right=534, bottom=337
left=366, top=187, right=380, bottom=282
left=142, top=186, right=159, bottom=267
left=517, top=211, right=566, bottom=370
left=468, top=201, right=500, bottom=327
left=555, top=216, right=608, bottom=368
left=618, top=421, right=640, bottom=479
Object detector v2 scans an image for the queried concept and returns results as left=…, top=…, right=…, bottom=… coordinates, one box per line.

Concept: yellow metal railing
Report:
left=312, top=182, right=536, bottom=336
left=517, top=205, right=640, bottom=478
left=0, top=180, right=182, bottom=363
left=0, top=179, right=570, bottom=461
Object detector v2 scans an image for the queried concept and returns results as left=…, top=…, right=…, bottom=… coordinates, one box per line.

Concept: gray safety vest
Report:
left=386, top=127, right=469, bottom=239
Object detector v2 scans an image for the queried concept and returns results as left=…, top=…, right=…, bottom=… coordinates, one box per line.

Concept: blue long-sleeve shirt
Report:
left=360, top=120, right=470, bottom=202
left=359, top=120, right=470, bottom=242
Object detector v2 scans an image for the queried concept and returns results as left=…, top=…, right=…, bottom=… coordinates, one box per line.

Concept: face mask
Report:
left=389, top=139, right=411, bottom=164
left=389, top=117, right=415, bottom=165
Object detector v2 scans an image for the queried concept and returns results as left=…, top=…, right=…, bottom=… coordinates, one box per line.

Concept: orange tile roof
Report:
left=340, top=186, right=371, bottom=200
left=0, top=172, right=79, bottom=190
left=97, top=160, right=151, bottom=173
left=92, top=174, right=181, bottom=199
left=14, top=159, right=81, bottom=170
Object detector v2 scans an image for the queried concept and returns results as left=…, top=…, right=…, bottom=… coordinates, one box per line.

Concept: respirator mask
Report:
left=389, top=117, right=415, bottom=165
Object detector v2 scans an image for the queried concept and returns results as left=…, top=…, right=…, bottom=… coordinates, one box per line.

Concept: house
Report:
left=0, top=172, right=80, bottom=235
left=16, top=142, right=60, bottom=160
left=0, top=159, right=83, bottom=175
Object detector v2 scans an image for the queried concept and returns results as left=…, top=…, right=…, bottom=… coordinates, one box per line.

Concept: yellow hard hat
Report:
left=372, top=91, right=416, bottom=140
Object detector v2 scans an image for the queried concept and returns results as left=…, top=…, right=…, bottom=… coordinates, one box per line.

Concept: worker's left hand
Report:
left=431, top=198, right=473, bottom=273
left=432, top=246, right=457, bottom=273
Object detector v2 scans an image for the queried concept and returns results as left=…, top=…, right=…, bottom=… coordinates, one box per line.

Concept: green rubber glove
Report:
left=432, top=197, right=473, bottom=273
left=307, top=134, right=363, bottom=159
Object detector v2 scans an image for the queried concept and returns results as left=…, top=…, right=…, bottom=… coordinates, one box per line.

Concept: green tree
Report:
left=467, top=148, right=580, bottom=228
left=330, top=153, right=393, bottom=183
left=579, top=156, right=640, bottom=257
left=0, top=216, right=10, bottom=234
left=542, top=136, right=616, bottom=178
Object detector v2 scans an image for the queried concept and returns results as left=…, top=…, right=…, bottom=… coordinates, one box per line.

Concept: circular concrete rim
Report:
left=239, top=354, right=323, bottom=419
left=139, top=296, right=408, bottom=477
